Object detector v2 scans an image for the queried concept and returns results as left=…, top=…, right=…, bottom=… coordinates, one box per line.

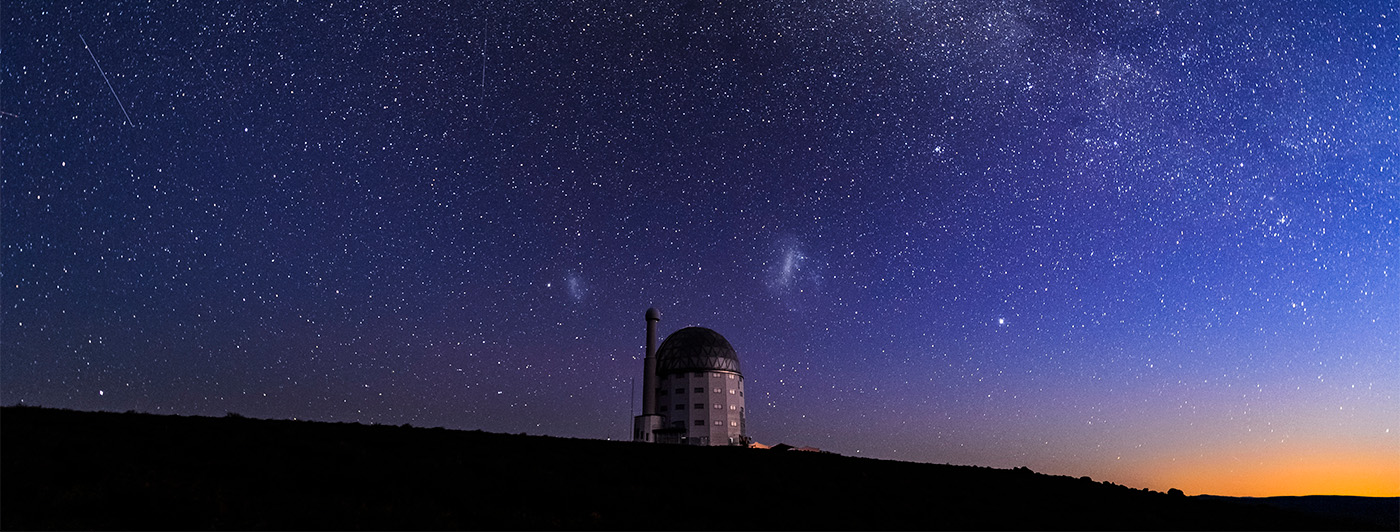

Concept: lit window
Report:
left=730, top=421, right=738, bottom=427
left=713, top=387, right=722, bottom=394
left=729, top=389, right=735, bottom=394
left=694, top=403, right=703, bottom=410
left=713, top=403, right=722, bottom=409
left=694, top=387, right=703, bottom=394
left=729, top=405, right=736, bottom=410
left=728, top=374, right=735, bottom=380
left=713, top=420, right=722, bottom=426
left=694, top=419, right=704, bottom=426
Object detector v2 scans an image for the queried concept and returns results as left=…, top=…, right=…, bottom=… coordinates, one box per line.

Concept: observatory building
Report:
left=633, top=308, right=748, bottom=446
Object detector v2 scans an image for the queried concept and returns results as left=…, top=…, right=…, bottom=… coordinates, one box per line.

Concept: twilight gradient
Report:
left=3, top=0, right=1396, bottom=497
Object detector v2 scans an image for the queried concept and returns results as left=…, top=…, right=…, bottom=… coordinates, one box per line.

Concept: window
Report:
left=714, top=387, right=722, bottom=394
left=676, top=404, right=685, bottom=411
left=660, top=405, right=667, bottom=412
left=713, top=420, right=723, bottom=426
left=675, top=388, right=684, bottom=394
left=729, top=389, right=735, bottom=394
left=739, top=391, right=743, bottom=397
left=729, top=405, right=736, bottom=410
left=694, top=419, right=704, bottom=426
left=658, top=389, right=667, bottom=396
left=728, top=374, right=735, bottom=380
left=694, top=403, right=703, bottom=410
left=714, top=403, right=723, bottom=409
left=730, top=421, right=739, bottom=427
left=694, top=387, right=703, bottom=393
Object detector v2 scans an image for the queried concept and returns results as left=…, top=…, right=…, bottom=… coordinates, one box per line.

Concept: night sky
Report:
left=4, top=1, right=1396, bottom=497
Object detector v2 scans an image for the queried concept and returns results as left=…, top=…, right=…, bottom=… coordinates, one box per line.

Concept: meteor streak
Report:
left=80, top=35, right=134, bottom=127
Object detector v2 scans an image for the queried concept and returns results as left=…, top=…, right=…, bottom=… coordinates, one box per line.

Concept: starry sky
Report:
left=4, top=1, right=1397, bottom=497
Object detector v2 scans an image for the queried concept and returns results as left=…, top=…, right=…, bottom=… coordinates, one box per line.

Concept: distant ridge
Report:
left=2, top=406, right=1390, bottom=530
left=1195, top=495, right=1398, bottom=530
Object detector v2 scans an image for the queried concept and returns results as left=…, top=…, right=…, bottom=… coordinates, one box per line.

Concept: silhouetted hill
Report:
left=2, top=406, right=1390, bottom=530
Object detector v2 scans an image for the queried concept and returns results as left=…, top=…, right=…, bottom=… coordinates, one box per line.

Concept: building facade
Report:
left=633, top=309, right=747, bottom=445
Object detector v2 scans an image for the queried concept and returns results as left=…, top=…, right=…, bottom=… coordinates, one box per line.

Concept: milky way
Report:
left=3, top=1, right=1396, bottom=496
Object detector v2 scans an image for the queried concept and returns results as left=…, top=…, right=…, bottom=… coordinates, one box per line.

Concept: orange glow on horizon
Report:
left=1146, top=443, right=1400, bottom=497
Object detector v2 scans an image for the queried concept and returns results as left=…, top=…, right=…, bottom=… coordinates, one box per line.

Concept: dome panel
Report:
left=655, top=327, right=740, bottom=374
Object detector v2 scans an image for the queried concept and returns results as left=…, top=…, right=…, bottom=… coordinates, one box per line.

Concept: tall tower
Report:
left=632, top=308, right=663, bottom=442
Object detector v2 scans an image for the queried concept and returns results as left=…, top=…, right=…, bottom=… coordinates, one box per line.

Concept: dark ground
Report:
left=2, top=406, right=1394, bottom=530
